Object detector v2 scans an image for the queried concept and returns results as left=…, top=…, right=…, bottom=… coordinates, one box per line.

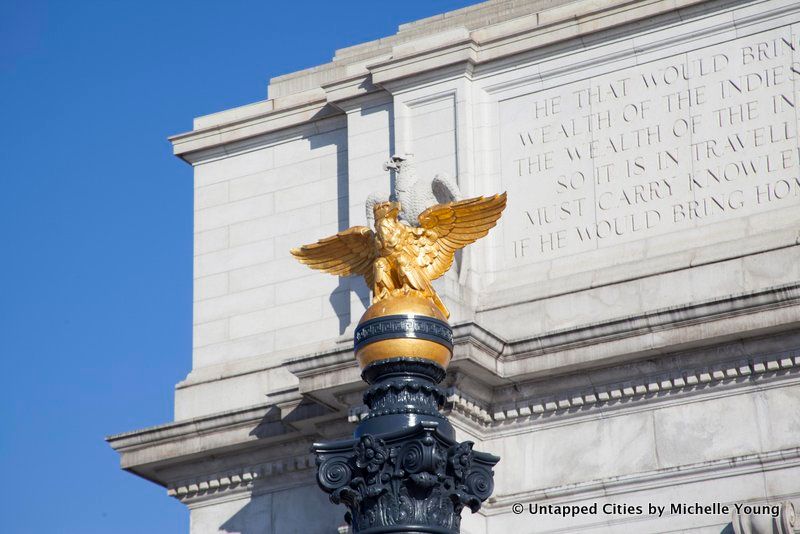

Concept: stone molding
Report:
left=732, top=500, right=799, bottom=534
left=480, top=225, right=800, bottom=312
left=486, top=446, right=800, bottom=512
left=107, top=403, right=270, bottom=458
left=489, top=355, right=800, bottom=423
left=167, top=453, right=316, bottom=504
left=108, top=282, right=800, bottom=512
left=171, top=97, right=338, bottom=163
left=166, top=435, right=800, bottom=513
left=491, top=282, right=800, bottom=363
left=110, top=341, right=800, bottom=508
left=169, top=0, right=786, bottom=160
left=443, top=389, right=494, bottom=426
left=109, top=282, right=800, bottom=448
left=280, top=282, right=800, bottom=390
left=346, top=351, right=800, bottom=432
left=478, top=0, right=800, bottom=95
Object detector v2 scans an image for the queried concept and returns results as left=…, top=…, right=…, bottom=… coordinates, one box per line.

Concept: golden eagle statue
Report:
left=290, top=193, right=506, bottom=318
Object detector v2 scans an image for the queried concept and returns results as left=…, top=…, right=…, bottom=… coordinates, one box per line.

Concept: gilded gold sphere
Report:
left=354, top=294, right=453, bottom=369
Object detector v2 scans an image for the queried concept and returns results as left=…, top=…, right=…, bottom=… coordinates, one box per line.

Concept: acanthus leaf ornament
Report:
left=314, top=424, right=499, bottom=533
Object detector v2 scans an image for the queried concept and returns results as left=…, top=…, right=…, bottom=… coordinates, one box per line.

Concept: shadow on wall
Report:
left=322, top=102, right=394, bottom=334
left=220, top=102, right=398, bottom=533
left=329, top=119, right=355, bottom=335
left=219, top=478, right=345, bottom=534
left=248, top=401, right=331, bottom=440
left=218, top=398, right=348, bottom=533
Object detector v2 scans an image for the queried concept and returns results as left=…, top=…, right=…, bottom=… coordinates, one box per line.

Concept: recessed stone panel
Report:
left=499, top=26, right=800, bottom=267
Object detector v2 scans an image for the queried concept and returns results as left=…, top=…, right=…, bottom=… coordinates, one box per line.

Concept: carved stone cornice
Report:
left=106, top=399, right=346, bottom=491
left=490, top=353, right=800, bottom=423
left=285, top=282, right=800, bottom=384
left=346, top=349, right=800, bottom=439
left=108, top=283, right=800, bottom=503
left=485, top=446, right=800, bottom=512
left=167, top=453, right=316, bottom=504
left=493, top=282, right=800, bottom=362
left=107, top=339, right=800, bottom=510
left=170, top=0, right=765, bottom=159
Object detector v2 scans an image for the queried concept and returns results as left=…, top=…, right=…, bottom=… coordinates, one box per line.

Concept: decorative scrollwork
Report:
left=466, top=468, right=494, bottom=501
left=398, top=441, right=427, bottom=474
left=318, top=458, right=353, bottom=491
left=313, top=425, right=498, bottom=534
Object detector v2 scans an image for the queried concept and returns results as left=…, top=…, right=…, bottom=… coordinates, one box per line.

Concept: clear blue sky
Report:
left=0, top=1, right=476, bottom=532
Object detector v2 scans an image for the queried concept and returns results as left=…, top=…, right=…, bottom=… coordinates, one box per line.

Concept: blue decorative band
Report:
left=354, top=314, right=453, bottom=353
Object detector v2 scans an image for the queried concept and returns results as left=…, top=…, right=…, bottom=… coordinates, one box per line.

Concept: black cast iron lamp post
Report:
left=291, top=194, right=505, bottom=533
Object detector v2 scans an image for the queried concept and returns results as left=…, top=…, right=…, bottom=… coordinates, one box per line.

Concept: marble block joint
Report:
left=312, top=316, right=499, bottom=534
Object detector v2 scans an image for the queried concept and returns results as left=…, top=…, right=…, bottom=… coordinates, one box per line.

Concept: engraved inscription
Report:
left=500, top=28, right=800, bottom=263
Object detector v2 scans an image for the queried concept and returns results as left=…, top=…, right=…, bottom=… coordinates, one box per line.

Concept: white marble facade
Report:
left=108, top=0, right=800, bottom=532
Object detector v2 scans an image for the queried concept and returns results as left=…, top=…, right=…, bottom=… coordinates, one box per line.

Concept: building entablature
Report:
left=169, top=0, right=736, bottom=163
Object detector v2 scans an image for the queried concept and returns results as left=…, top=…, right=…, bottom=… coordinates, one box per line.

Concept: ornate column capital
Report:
left=315, top=421, right=497, bottom=534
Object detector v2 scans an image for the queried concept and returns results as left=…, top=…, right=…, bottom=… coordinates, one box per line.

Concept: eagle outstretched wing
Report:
left=290, top=226, right=378, bottom=288
left=414, top=193, right=507, bottom=281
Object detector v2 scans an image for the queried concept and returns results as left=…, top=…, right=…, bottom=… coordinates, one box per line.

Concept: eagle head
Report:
left=373, top=200, right=401, bottom=221
left=382, top=153, right=414, bottom=172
